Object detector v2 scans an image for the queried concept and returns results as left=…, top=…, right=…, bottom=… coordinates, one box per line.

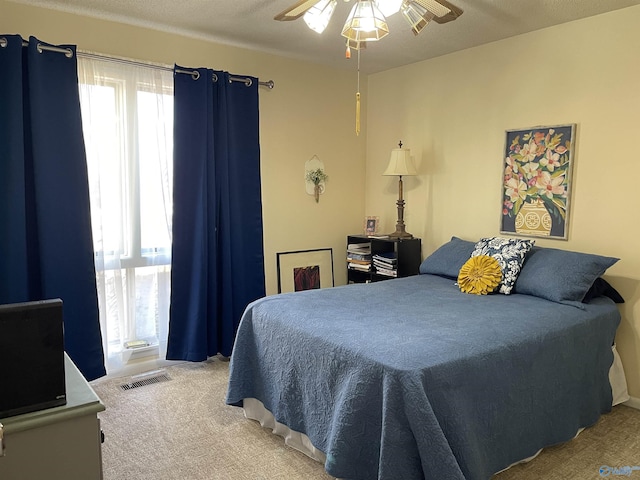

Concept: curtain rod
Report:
left=0, top=37, right=74, bottom=57
left=0, top=37, right=274, bottom=89
left=80, top=51, right=275, bottom=89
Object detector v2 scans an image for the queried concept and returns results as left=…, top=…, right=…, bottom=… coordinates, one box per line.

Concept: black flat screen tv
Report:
left=0, top=298, right=66, bottom=419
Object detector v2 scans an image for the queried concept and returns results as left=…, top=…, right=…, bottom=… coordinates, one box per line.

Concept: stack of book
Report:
left=347, top=242, right=372, bottom=272
left=373, top=251, right=398, bottom=277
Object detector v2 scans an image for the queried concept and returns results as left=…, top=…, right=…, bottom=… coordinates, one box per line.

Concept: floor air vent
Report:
left=119, top=370, right=170, bottom=391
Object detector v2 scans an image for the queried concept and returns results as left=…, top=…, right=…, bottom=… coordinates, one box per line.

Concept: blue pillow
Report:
left=471, top=237, right=535, bottom=295
left=514, top=247, right=619, bottom=305
left=419, top=237, right=475, bottom=279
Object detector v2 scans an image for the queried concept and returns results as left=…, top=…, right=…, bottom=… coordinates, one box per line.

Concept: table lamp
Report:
left=383, top=141, right=417, bottom=239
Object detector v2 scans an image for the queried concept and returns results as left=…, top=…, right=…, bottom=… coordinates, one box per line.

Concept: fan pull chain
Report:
left=356, top=92, right=360, bottom=136
left=356, top=47, right=361, bottom=136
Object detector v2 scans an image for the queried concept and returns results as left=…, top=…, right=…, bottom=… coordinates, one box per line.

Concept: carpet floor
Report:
left=90, top=357, right=640, bottom=480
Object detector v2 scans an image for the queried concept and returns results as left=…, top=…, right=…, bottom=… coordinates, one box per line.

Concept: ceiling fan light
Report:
left=303, top=0, right=338, bottom=34
left=401, top=1, right=435, bottom=35
left=374, top=0, right=403, bottom=17
left=341, top=0, right=389, bottom=42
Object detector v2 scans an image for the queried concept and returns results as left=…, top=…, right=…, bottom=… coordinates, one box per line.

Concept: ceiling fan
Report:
left=274, top=0, right=463, bottom=137
left=275, top=0, right=463, bottom=40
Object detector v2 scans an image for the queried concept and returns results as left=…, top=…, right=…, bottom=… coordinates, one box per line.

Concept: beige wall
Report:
left=0, top=0, right=366, bottom=294
left=366, top=6, right=640, bottom=397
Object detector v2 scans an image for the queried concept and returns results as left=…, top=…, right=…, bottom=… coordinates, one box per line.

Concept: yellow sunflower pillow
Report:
left=457, top=255, right=502, bottom=295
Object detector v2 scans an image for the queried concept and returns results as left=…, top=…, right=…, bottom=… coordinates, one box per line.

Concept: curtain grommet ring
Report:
left=174, top=69, right=200, bottom=80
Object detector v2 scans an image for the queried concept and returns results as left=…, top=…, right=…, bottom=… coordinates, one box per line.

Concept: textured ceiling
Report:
left=10, top=0, right=640, bottom=73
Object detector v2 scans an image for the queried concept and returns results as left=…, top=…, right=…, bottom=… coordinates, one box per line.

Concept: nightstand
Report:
left=347, top=235, right=421, bottom=284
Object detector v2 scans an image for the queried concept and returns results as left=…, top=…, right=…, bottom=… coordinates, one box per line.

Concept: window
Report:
left=78, top=57, right=173, bottom=374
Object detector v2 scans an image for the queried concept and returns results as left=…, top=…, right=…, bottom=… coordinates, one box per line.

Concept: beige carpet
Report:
left=91, top=358, right=640, bottom=480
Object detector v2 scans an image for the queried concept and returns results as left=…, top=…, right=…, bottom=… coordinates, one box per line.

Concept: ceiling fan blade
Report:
left=428, top=0, right=463, bottom=24
left=274, top=0, right=320, bottom=21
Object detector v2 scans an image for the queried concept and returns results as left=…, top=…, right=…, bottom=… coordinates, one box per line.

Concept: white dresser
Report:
left=0, top=354, right=105, bottom=479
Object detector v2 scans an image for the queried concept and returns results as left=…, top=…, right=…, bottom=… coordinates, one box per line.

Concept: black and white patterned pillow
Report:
left=471, top=237, right=535, bottom=294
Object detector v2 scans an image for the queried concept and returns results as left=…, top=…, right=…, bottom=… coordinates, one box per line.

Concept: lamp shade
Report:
left=383, top=146, right=417, bottom=176
left=341, top=0, right=389, bottom=42
left=304, top=0, right=338, bottom=34
left=401, top=1, right=435, bottom=36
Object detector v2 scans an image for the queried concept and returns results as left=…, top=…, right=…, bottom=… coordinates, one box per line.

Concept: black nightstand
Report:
left=346, top=235, right=421, bottom=284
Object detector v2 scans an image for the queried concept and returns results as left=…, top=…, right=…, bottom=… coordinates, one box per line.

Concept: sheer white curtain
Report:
left=77, top=56, right=173, bottom=374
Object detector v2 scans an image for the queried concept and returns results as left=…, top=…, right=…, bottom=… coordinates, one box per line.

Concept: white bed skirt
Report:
left=243, top=398, right=327, bottom=463
left=610, top=344, right=629, bottom=405
left=243, top=345, right=629, bottom=472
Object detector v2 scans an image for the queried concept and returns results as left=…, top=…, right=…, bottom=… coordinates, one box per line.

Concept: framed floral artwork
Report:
left=500, top=124, right=576, bottom=240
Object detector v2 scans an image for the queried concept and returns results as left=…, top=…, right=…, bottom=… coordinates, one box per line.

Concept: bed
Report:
left=226, top=238, right=626, bottom=480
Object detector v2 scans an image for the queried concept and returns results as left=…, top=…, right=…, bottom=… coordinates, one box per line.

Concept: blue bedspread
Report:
left=226, top=274, right=620, bottom=480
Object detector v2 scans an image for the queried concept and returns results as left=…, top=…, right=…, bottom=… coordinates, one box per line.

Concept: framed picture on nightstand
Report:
left=364, top=216, right=379, bottom=236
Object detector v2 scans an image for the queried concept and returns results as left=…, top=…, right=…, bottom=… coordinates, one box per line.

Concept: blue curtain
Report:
left=0, top=35, right=105, bottom=381
left=167, top=67, right=266, bottom=361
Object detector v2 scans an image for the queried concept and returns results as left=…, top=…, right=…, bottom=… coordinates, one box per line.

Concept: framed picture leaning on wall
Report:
left=276, top=248, right=334, bottom=293
left=500, top=124, right=576, bottom=240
